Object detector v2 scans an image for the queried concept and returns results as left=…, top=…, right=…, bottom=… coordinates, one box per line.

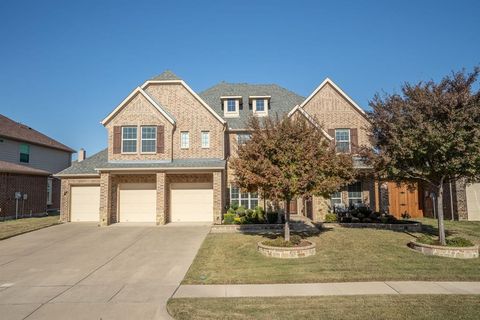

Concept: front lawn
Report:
left=183, top=218, right=480, bottom=284
left=167, top=295, right=480, bottom=320
left=0, top=215, right=61, bottom=240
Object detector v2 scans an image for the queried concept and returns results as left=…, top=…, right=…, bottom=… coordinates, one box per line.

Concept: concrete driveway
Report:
left=0, top=223, right=210, bottom=320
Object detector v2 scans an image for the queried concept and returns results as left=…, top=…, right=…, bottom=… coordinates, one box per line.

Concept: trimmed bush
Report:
left=223, top=213, right=235, bottom=225
left=266, top=212, right=278, bottom=224
left=263, top=235, right=303, bottom=247
left=324, top=213, right=337, bottom=223
left=226, top=207, right=236, bottom=215
left=236, top=206, right=246, bottom=216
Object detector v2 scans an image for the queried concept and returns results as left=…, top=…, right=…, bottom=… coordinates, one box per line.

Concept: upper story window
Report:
left=250, top=96, right=270, bottom=116
left=19, top=143, right=30, bottom=163
left=227, top=99, right=236, bottom=112
left=180, top=131, right=190, bottom=149
left=237, top=133, right=251, bottom=145
left=255, top=99, right=265, bottom=112
left=222, top=96, right=241, bottom=117
left=122, top=126, right=137, bottom=153
left=141, top=126, right=157, bottom=153
left=201, top=131, right=210, bottom=148
left=335, top=129, right=350, bottom=153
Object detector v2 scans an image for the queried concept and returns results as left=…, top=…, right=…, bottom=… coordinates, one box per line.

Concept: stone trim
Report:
left=408, top=241, right=479, bottom=259
left=257, top=241, right=316, bottom=259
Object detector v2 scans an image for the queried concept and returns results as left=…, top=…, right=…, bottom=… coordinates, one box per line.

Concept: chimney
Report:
left=78, top=148, right=86, bottom=162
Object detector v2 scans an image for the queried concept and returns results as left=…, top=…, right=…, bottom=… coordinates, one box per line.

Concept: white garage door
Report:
left=466, top=183, right=480, bottom=221
left=170, top=182, right=213, bottom=222
left=119, top=183, right=157, bottom=222
left=70, top=186, right=100, bottom=222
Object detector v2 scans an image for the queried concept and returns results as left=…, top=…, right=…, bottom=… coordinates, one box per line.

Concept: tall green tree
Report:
left=368, top=67, right=480, bottom=245
left=231, top=115, right=355, bottom=241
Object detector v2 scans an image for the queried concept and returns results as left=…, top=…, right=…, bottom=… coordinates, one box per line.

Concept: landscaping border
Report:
left=257, top=240, right=316, bottom=258
left=325, top=222, right=421, bottom=232
left=408, top=241, right=479, bottom=259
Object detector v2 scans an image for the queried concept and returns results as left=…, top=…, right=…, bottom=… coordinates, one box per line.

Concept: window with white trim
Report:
left=227, top=99, right=236, bottom=112
left=201, top=131, right=210, bottom=148
left=335, top=129, right=350, bottom=153
left=47, top=178, right=53, bottom=205
left=141, top=126, right=156, bottom=153
left=347, top=181, right=362, bottom=206
left=180, top=131, right=189, bottom=149
left=255, top=99, right=265, bottom=112
left=122, top=127, right=137, bottom=153
left=330, top=191, right=342, bottom=207
left=230, top=186, right=259, bottom=209
left=237, top=133, right=251, bottom=145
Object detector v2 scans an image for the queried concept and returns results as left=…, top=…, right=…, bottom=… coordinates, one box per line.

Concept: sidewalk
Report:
left=174, top=281, right=480, bottom=298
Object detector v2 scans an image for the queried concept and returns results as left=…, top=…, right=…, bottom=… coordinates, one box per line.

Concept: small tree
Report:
left=368, top=67, right=480, bottom=245
left=231, top=115, right=355, bottom=241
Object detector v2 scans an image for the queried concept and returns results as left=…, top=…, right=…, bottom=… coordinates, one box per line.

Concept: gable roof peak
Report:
left=151, top=70, right=181, bottom=81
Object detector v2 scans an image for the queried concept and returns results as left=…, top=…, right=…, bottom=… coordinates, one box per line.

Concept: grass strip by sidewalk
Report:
left=167, top=295, right=480, bottom=320
left=0, top=215, right=61, bottom=240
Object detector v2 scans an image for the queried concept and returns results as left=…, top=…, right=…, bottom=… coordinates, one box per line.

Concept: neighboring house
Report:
left=0, top=114, right=74, bottom=218
left=56, top=70, right=378, bottom=225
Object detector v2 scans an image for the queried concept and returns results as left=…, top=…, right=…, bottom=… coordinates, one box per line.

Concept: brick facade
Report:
left=0, top=173, right=48, bottom=218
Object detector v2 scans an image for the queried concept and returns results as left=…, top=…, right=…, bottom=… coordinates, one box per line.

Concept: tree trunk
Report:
left=437, top=182, right=447, bottom=246
left=284, top=199, right=291, bottom=242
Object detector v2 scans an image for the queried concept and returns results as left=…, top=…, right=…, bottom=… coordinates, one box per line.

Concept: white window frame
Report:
left=222, top=97, right=240, bottom=117
left=229, top=185, right=259, bottom=209
left=253, top=99, right=268, bottom=116
left=121, top=126, right=138, bottom=154
left=335, top=129, right=351, bottom=153
left=180, top=131, right=190, bottom=149
left=47, top=177, right=53, bottom=205
left=141, top=126, right=157, bottom=154
left=347, top=181, right=363, bottom=206
left=201, top=131, right=210, bottom=148
left=330, top=191, right=342, bottom=207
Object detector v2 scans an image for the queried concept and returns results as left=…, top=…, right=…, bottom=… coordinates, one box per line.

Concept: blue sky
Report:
left=0, top=0, right=478, bottom=157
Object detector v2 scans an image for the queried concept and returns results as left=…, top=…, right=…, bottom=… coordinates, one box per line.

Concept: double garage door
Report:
left=70, top=182, right=213, bottom=223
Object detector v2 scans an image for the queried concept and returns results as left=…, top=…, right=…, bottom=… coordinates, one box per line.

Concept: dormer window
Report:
left=250, top=96, right=270, bottom=117
left=221, top=96, right=241, bottom=117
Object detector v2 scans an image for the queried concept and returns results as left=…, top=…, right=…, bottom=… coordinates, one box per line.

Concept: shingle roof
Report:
left=151, top=70, right=181, bottom=81
left=0, top=114, right=75, bottom=153
left=0, top=160, right=51, bottom=176
left=56, top=148, right=225, bottom=175
left=199, top=82, right=305, bottom=129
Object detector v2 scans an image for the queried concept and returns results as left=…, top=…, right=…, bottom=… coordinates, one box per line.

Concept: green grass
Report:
left=167, top=295, right=480, bottom=320
left=417, top=218, right=480, bottom=245
left=0, top=215, right=61, bottom=240
left=183, top=218, right=480, bottom=284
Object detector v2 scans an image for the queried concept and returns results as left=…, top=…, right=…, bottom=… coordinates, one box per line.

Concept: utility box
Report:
left=15, top=192, right=22, bottom=200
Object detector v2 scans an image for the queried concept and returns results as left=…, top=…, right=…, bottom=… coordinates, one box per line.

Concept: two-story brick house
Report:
left=57, top=71, right=376, bottom=225
left=0, top=114, right=74, bottom=218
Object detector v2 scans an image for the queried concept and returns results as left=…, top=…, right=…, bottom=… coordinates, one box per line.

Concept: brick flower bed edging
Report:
left=211, top=224, right=283, bottom=233
left=326, top=222, right=422, bottom=232
left=257, top=240, right=316, bottom=259
left=408, top=241, right=479, bottom=259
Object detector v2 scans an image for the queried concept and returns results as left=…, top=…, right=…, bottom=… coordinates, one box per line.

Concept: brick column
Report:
left=156, top=172, right=167, bottom=225
left=213, top=171, right=223, bottom=224
left=60, top=179, right=69, bottom=222
left=99, top=172, right=112, bottom=226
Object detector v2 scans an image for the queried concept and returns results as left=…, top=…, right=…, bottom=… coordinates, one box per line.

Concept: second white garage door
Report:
left=71, top=186, right=100, bottom=222
left=119, top=183, right=157, bottom=222
left=170, top=182, right=213, bottom=222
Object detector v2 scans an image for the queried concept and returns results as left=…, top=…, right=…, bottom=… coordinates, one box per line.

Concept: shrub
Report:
left=351, top=217, right=360, bottom=223
left=324, top=213, right=337, bottom=223
left=447, top=237, right=474, bottom=247
left=230, top=202, right=239, bottom=211
left=254, top=206, right=265, bottom=222
left=226, top=207, right=236, bottom=215
left=401, top=212, right=411, bottom=220
left=223, top=213, right=235, bottom=224
left=233, top=216, right=246, bottom=224
left=263, top=235, right=302, bottom=247
left=236, top=206, right=246, bottom=216
left=266, top=212, right=278, bottom=224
